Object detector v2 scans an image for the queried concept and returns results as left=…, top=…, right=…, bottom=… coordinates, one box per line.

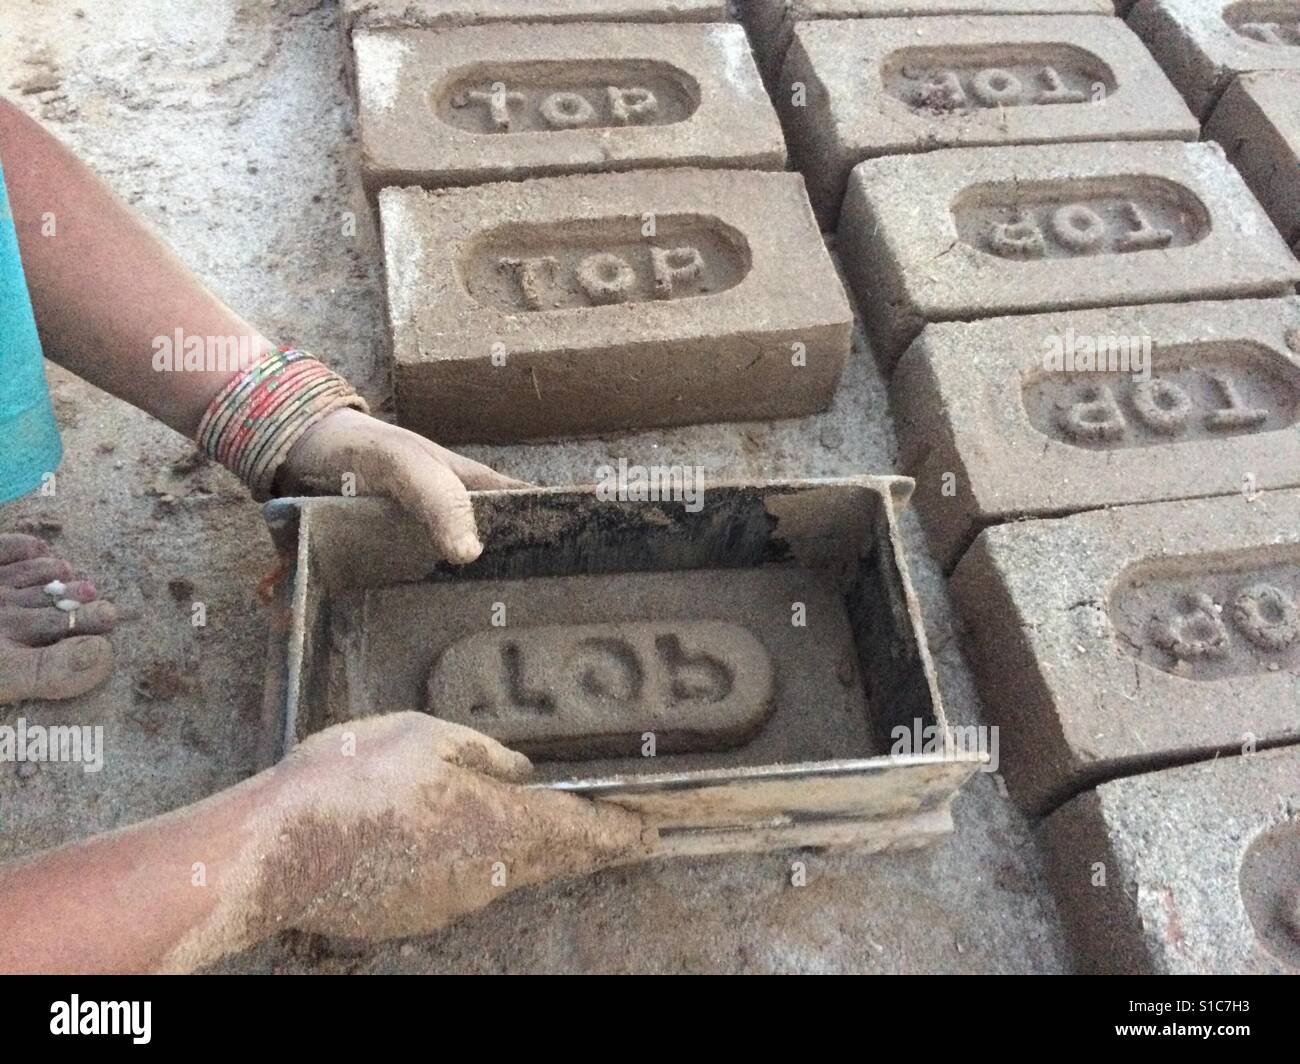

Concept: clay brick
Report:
left=949, top=490, right=1300, bottom=814
left=893, top=297, right=1300, bottom=570
left=427, top=620, right=777, bottom=758
left=380, top=168, right=852, bottom=443
left=1042, top=746, right=1300, bottom=973
left=1128, top=0, right=1300, bottom=119
left=743, top=0, right=1116, bottom=85
left=837, top=140, right=1300, bottom=368
left=1207, top=71, right=1300, bottom=244
left=343, top=0, right=728, bottom=34
left=356, top=23, right=783, bottom=193
left=779, top=16, right=1198, bottom=227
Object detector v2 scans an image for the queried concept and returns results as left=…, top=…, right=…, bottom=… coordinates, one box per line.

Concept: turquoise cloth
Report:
left=0, top=157, right=62, bottom=504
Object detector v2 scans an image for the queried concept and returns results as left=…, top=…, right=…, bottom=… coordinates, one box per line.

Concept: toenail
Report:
left=55, top=599, right=80, bottom=612
left=44, top=580, right=67, bottom=597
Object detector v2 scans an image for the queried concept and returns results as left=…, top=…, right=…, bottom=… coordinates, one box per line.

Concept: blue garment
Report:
left=0, top=157, right=62, bottom=504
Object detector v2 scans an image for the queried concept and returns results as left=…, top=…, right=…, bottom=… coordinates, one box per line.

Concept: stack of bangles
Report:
left=195, top=347, right=369, bottom=500
left=35, top=350, right=364, bottom=634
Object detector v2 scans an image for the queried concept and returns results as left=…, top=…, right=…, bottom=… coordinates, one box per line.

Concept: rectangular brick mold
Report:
left=950, top=490, right=1300, bottom=813
left=743, top=0, right=1115, bottom=86
left=893, top=297, right=1300, bottom=570
left=837, top=140, right=1300, bottom=367
left=1042, top=746, right=1300, bottom=973
left=344, top=0, right=728, bottom=34
left=356, top=23, right=785, bottom=193
left=1128, top=0, right=1300, bottom=119
left=257, top=480, right=983, bottom=858
left=1207, top=71, right=1300, bottom=244
left=380, top=168, right=852, bottom=443
left=779, top=15, right=1198, bottom=227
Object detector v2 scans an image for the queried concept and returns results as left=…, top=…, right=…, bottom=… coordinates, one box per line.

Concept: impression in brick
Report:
left=892, top=298, right=1300, bottom=570
left=743, top=0, right=1118, bottom=87
left=950, top=490, right=1300, bottom=814
left=777, top=14, right=1197, bottom=227
left=1043, top=746, right=1300, bottom=973
left=1129, top=0, right=1300, bottom=119
left=354, top=22, right=786, bottom=193
left=836, top=140, right=1300, bottom=368
left=379, top=169, right=852, bottom=443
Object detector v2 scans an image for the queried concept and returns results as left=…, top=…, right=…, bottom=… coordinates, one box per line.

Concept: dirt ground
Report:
left=0, top=0, right=1069, bottom=973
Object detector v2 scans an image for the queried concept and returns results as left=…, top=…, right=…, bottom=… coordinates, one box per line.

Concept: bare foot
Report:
left=0, top=533, right=115, bottom=704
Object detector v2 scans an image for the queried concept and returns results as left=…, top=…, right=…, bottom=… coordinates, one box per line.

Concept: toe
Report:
left=0, top=555, right=74, bottom=589
left=0, top=534, right=50, bottom=566
left=0, top=580, right=97, bottom=608
left=0, top=636, right=113, bottom=703
left=0, top=601, right=118, bottom=646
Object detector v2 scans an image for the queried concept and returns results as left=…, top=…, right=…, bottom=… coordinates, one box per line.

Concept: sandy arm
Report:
left=0, top=714, right=653, bottom=974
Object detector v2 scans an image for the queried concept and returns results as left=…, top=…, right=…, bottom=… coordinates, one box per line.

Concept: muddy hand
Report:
left=261, top=713, right=657, bottom=942
left=276, top=408, right=530, bottom=564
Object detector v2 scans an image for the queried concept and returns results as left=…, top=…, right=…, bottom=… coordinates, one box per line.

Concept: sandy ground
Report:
left=0, top=0, right=1069, bottom=973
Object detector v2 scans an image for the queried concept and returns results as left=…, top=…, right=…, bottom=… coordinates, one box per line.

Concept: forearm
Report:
left=0, top=96, right=274, bottom=437
left=0, top=765, right=291, bottom=974
left=0, top=714, right=653, bottom=973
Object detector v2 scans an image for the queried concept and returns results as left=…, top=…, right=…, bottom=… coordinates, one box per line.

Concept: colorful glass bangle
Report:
left=196, top=347, right=369, bottom=500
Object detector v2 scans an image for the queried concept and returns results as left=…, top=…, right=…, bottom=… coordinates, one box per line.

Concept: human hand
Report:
left=258, top=713, right=656, bottom=942
left=276, top=409, right=530, bottom=564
